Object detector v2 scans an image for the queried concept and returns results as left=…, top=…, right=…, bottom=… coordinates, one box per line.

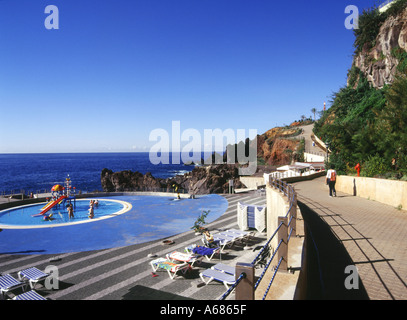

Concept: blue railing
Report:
left=219, top=177, right=297, bottom=300
left=218, top=272, right=246, bottom=301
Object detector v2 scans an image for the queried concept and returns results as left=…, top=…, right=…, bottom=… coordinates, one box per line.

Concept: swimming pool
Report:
left=0, top=194, right=228, bottom=255
left=0, top=199, right=131, bottom=228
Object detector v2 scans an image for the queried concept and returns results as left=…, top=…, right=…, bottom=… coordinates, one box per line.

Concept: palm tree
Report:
left=311, top=108, right=317, bottom=121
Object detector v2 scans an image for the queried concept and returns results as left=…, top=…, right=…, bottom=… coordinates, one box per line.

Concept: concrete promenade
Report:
left=293, top=176, right=407, bottom=300
left=0, top=192, right=267, bottom=300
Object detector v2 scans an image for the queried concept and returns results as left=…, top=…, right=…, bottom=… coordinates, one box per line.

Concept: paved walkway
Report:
left=297, top=123, right=326, bottom=156
left=293, top=177, right=407, bottom=300
left=0, top=192, right=267, bottom=300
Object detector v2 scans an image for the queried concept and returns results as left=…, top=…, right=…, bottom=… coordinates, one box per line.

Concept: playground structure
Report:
left=172, top=183, right=181, bottom=200
left=32, top=175, right=77, bottom=217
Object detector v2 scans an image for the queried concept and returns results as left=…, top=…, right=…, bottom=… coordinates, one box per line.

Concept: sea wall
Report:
left=262, top=181, right=306, bottom=300
left=266, top=184, right=291, bottom=249
left=239, top=176, right=265, bottom=190
left=336, top=176, right=407, bottom=210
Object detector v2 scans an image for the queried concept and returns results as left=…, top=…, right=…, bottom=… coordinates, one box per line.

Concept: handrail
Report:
left=218, top=272, right=246, bottom=301
left=262, top=257, right=284, bottom=300
left=251, top=221, right=283, bottom=266
left=254, top=238, right=283, bottom=290
left=255, top=177, right=297, bottom=299
left=219, top=176, right=298, bottom=300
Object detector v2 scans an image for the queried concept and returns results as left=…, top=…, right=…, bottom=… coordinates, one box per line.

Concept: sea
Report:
left=0, top=152, right=204, bottom=195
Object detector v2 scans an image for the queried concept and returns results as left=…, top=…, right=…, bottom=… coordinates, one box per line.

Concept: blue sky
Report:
left=0, top=0, right=377, bottom=153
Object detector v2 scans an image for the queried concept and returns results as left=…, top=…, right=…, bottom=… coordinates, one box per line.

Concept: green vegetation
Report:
left=191, top=210, right=210, bottom=233
left=315, top=72, right=407, bottom=178
left=353, top=0, right=407, bottom=54
left=313, top=0, right=407, bottom=179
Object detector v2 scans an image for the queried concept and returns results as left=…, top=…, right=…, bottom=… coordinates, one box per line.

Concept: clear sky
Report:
left=0, top=0, right=377, bottom=153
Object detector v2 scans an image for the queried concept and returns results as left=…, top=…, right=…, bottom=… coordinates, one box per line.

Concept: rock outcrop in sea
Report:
left=101, top=164, right=246, bottom=195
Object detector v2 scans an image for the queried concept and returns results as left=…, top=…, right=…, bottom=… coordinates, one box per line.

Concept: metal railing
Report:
left=218, top=272, right=246, bottom=300
left=0, top=187, right=190, bottom=200
left=219, top=177, right=298, bottom=300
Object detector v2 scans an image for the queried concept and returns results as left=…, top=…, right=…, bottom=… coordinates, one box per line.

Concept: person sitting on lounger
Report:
left=203, top=230, right=217, bottom=248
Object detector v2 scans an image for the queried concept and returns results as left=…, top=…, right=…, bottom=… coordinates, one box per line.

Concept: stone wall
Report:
left=336, top=176, right=407, bottom=210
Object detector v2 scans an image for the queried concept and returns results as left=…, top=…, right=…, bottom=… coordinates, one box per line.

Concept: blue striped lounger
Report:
left=0, top=274, right=26, bottom=299
left=13, top=290, right=47, bottom=300
left=18, top=267, right=49, bottom=290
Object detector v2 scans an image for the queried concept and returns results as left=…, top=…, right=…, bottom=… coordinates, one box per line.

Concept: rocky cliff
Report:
left=350, top=5, right=407, bottom=89
left=256, top=125, right=305, bottom=166
left=101, top=164, right=246, bottom=194
left=100, top=123, right=307, bottom=193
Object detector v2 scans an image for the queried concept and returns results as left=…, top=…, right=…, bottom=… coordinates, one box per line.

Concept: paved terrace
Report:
left=294, top=176, right=407, bottom=300
left=3, top=176, right=406, bottom=301
left=0, top=192, right=268, bottom=300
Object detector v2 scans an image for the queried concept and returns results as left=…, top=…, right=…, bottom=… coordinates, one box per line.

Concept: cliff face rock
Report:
left=351, top=7, right=407, bottom=89
left=257, top=126, right=303, bottom=166
left=101, top=164, right=246, bottom=194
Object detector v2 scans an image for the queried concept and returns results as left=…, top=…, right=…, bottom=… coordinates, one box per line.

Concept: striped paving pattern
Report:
left=0, top=192, right=267, bottom=300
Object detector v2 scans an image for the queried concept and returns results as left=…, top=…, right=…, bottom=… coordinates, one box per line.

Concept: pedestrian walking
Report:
left=326, top=165, right=337, bottom=197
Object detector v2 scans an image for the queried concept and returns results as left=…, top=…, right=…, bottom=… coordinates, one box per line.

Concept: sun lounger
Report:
left=13, top=290, right=47, bottom=300
left=0, top=274, right=26, bottom=299
left=225, top=228, right=255, bottom=238
left=211, top=263, right=235, bottom=276
left=199, top=269, right=236, bottom=289
left=166, top=251, right=203, bottom=266
left=18, top=267, right=49, bottom=290
left=150, top=258, right=191, bottom=280
left=222, top=229, right=256, bottom=243
left=185, top=245, right=221, bottom=261
left=211, top=232, right=243, bottom=249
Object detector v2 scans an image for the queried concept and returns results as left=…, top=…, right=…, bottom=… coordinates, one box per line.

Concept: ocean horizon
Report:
left=0, top=152, right=210, bottom=194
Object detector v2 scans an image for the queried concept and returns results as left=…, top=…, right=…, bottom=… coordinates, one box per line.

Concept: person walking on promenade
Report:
left=326, top=165, right=337, bottom=197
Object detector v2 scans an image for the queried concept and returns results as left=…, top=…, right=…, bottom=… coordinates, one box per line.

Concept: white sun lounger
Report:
left=222, top=229, right=256, bottom=242
left=185, top=245, right=221, bottom=261
left=212, top=232, right=243, bottom=249
left=18, top=267, right=49, bottom=290
left=166, top=251, right=203, bottom=266
left=225, top=228, right=255, bottom=237
left=199, top=269, right=236, bottom=289
left=150, top=258, right=191, bottom=280
left=0, top=274, right=26, bottom=299
left=211, top=263, right=235, bottom=276
left=13, top=290, right=47, bottom=300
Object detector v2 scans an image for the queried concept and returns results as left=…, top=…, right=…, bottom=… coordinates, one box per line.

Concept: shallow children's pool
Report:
left=0, top=194, right=228, bottom=255
left=0, top=199, right=130, bottom=228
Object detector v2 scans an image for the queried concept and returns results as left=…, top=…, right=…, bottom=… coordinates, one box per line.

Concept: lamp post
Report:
left=325, top=141, right=330, bottom=163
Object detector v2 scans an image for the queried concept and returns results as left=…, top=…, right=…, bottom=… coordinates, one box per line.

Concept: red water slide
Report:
left=32, top=195, right=67, bottom=217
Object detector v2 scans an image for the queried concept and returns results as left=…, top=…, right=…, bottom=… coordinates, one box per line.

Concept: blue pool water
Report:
left=0, top=199, right=128, bottom=227
left=0, top=194, right=228, bottom=255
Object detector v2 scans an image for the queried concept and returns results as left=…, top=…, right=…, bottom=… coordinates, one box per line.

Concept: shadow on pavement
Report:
left=298, top=201, right=369, bottom=300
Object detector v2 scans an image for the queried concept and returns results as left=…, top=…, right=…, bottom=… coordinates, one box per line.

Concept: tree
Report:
left=378, top=75, right=407, bottom=170
left=311, top=108, right=317, bottom=121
